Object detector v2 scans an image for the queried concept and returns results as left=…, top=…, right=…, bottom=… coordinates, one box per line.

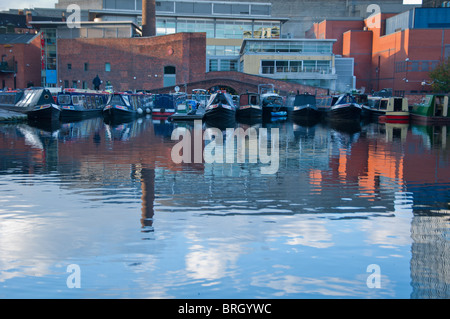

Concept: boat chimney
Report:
left=142, top=0, right=156, bottom=37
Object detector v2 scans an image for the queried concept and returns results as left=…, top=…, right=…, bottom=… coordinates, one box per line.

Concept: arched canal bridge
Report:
left=148, top=71, right=332, bottom=96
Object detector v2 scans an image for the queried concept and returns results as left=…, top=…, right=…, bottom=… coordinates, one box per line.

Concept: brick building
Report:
left=0, top=33, right=41, bottom=89
left=307, top=7, right=450, bottom=95
left=56, top=31, right=206, bottom=92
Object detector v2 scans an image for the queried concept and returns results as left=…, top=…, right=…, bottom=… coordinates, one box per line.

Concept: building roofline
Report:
left=242, top=38, right=337, bottom=42
left=89, top=9, right=289, bottom=22
left=29, top=20, right=142, bottom=29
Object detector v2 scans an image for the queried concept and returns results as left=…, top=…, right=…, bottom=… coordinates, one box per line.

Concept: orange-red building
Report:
left=307, top=7, right=450, bottom=95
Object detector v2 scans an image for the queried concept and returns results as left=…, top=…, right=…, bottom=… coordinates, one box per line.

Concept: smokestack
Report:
left=142, top=0, right=156, bottom=37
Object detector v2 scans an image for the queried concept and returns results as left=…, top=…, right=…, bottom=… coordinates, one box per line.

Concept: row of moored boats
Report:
left=1, top=85, right=448, bottom=126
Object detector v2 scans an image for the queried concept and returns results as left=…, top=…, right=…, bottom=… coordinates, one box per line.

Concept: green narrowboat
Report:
left=411, top=95, right=449, bottom=124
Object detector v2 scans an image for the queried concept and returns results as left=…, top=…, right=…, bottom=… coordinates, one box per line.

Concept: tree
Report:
left=429, top=57, right=450, bottom=93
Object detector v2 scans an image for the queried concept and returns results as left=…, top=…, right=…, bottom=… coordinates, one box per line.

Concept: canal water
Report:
left=0, top=116, right=449, bottom=299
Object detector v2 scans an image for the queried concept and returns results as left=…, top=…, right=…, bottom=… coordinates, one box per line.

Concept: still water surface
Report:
left=0, top=116, right=449, bottom=298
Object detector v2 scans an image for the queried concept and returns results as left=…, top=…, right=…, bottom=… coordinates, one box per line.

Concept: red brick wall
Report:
left=57, top=32, right=206, bottom=91
left=343, top=30, right=373, bottom=90
left=0, top=35, right=41, bottom=89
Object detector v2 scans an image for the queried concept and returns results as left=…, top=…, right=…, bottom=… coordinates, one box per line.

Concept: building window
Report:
left=83, top=81, right=88, bottom=89
left=261, top=61, right=274, bottom=74
left=209, top=59, right=218, bottom=71
left=220, top=60, right=237, bottom=71
left=72, top=80, right=77, bottom=88
left=163, top=65, right=176, bottom=87
left=64, top=80, right=69, bottom=88
left=67, top=63, right=72, bottom=70
left=84, top=63, right=89, bottom=71
left=105, top=63, right=111, bottom=72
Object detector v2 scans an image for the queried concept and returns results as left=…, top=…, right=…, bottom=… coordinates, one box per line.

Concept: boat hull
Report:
left=385, top=111, right=410, bottom=123
left=27, top=104, right=61, bottom=121
left=289, top=106, right=321, bottom=119
left=103, top=105, right=141, bottom=123
left=61, top=107, right=103, bottom=121
left=329, top=103, right=362, bottom=121
left=204, top=105, right=236, bottom=122
left=236, top=105, right=262, bottom=118
left=262, top=106, right=288, bottom=119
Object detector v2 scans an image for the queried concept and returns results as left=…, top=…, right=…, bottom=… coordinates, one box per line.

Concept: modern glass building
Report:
left=88, top=1, right=288, bottom=72
left=240, top=38, right=339, bottom=90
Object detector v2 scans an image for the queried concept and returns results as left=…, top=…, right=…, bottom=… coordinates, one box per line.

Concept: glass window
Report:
left=289, top=44, right=303, bottom=53
left=303, top=60, right=316, bottom=72
left=209, top=59, right=218, bottom=71
left=290, top=61, right=302, bottom=72
left=176, top=2, right=194, bottom=14
left=58, top=94, right=71, bottom=105
left=303, top=43, right=317, bottom=53
left=261, top=60, right=274, bottom=74
left=194, top=3, right=211, bottom=14
left=251, top=5, right=270, bottom=16
left=214, top=4, right=232, bottom=14
left=116, top=0, right=134, bottom=10
left=276, top=61, right=288, bottom=73
left=156, top=1, right=174, bottom=13
left=232, top=4, right=249, bottom=15
left=206, top=45, right=215, bottom=56
left=105, top=63, right=111, bottom=72
left=220, top=59, right=237, bottom=71
left=215, top=46, right=225, bottom=56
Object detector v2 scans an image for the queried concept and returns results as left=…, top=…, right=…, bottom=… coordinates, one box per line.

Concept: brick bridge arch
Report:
left=149, top=71, right=332, bottom=96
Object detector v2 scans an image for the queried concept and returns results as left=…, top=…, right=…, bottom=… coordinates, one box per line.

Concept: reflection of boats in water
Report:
left=329, top=118, right=362, bottom=134
left=104, top=117, right=151, bottom=141
left=204, top=91, right=236, bottom=123
left=58, top=117, right=104, bottom=142
left=58, top=88, right=111, bottom=120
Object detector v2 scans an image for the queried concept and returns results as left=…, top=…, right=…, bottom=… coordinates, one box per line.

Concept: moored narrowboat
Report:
left=58, top=88, right=111, bottom=120
left=236, top=91, right=262, bottom=119
left=286, top=91, right=320, bottom=120
left=328, top=93, right=362, bottom=121
left=410, top=94, right=449, bottom=124
left=203, top=90, right=236, bottom=122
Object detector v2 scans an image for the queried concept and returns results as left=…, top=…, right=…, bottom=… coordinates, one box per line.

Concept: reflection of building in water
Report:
left=403, top=125, right=450, bottom=298
left=410, top=214, right=450, bottom=298
left=139, top=166, right=155, bottom=233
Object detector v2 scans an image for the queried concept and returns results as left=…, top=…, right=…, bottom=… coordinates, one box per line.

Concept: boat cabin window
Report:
left=0, top=93, right=15, bottom=104
left=72, top=95, right=86, bottom=106
left=380, top=100, right=388, bottom=110
left=212, top=94, right=230, bottom=105
left=331, top=96, right=339, bottom=106
left=250, top=95, right=258, bottom=105
left=110, top=95, right=123, bottom=105
left=393, top=98, right=403, bottom=111
left=368, top=99, right=381, bottom=108
left=16, top=90, right=40, bottom=108
left=58, top=94, right=71, bottom=105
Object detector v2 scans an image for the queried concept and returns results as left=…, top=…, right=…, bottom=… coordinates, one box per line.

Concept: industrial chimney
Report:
left=142, top=0, right=156, bottom=37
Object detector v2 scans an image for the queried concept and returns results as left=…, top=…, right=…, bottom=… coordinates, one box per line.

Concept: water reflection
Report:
left=0, top=116, right=449, bottom=298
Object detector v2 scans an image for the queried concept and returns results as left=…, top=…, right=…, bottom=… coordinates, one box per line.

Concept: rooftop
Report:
left=0, top=33, right=39, bottom=44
